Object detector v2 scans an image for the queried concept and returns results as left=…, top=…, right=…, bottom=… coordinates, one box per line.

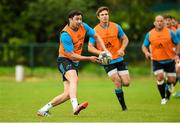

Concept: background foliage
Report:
left=0, top=0, right=179, bottom=66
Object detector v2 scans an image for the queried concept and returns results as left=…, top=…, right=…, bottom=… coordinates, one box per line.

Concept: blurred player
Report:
left=88, top=6, right=130, bottom=111
left=142, top=15, right=180, bottom=104
left=37, top=10, right=107, bottom=116
left=164, top=15, right=180, bottom=96
left=173, top=27, right=180, bottom=97
left=164, top=15, right=176, bottom=33
left=171, top=17, right=180, bottom=29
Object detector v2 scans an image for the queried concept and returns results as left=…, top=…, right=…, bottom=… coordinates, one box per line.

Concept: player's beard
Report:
left=157, top=24, right=163, bottom=30
left=71, top=23, right=81, bottom=31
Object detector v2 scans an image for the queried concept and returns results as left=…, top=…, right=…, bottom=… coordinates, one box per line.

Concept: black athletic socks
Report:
left=157, top=83, right=166, bottom=99
left=166, top=81, right=172, bottom=99
left=115, top=88, right=127, bottom=111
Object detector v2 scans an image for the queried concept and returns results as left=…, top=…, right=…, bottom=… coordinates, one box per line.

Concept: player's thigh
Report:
left=116, top=61, right=130, bottom=85
left=104, top=64, right=121, bottom=82
left=176, top=62, right=180, bottom=76
left=167, top=76, right=176, bottom=83
left=65, top=70, right=78, bottom=83
left=176, top=65, right=180, bottom=76
left=153, top=60, right=164, bottom=81
left=154, top=71, right=164, bottom=81
left=164, top=61, right=176, bottom=82
left=120, top=74, right=130, bottom=86
left=104, top=64, right=121, bottom=86
left=109, top=72, right=121, bottom=83
left=57, top=57, right=78, bottom=82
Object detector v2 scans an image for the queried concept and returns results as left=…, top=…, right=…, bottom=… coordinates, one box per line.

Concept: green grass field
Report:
left=0, top=72, right=180, bottom=122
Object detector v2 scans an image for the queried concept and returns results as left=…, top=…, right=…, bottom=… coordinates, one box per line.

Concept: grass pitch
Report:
left=0, top=75, right=180, bottom=122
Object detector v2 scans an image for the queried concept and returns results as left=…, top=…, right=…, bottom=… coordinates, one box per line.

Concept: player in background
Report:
left=37, top=10, right=107, bottom=116
left=171, top=17, right=180, bottom=29
left=173, top=25, right=180, bottom=97
left=172, top=17, right=180, bottom=84
left=88, top=6, right=130, bottom=111
left=164, top=15, right=176, bottom=33
left=164, top=15, right=180, bottom=96
left=176, top=27, right=180, bottom=82
left=142, top=15, right=180, bottom=104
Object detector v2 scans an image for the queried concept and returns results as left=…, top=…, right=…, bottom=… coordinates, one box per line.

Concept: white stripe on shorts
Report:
left=118, top=70, right=129, bottom=75
left=166, top=73, right=176, bottom=77
left=107, top=68, right=117, bottom=77
left=154, top=69, right=164, bottom=75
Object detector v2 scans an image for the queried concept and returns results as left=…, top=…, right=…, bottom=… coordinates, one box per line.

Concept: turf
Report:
left=0, top=75, right=180, bottom=122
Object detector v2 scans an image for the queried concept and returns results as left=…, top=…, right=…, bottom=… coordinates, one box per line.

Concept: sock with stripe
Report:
left=115, top=88, right=127, bottom=111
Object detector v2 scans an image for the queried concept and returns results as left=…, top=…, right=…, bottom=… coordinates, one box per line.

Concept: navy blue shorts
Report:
left=57, top=57, right=78, bottom=81
left=103, top=61, right=129, bottom=76
left=152, top=60, right=176, bottom=74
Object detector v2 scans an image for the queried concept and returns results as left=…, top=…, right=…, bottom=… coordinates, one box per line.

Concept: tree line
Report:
left=1, top=0, right=179, bottom=44
left=0, top=0, right=179, bottom=66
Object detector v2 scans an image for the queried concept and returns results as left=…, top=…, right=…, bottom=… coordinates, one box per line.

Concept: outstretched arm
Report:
left=66, top=52, right=98, bottom=63
left=88, top=36, right=102, bottom=55
left=88, top=43, right=101, bottom=55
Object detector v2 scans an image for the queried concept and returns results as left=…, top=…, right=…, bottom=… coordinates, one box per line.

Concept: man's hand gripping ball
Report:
left=98, top=51, right=112, bottom=65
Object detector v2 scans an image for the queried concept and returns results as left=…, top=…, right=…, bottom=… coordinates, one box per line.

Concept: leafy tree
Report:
left=0, top=0, right=179, bottom=66
left=0, top=0, right=36, bottom=44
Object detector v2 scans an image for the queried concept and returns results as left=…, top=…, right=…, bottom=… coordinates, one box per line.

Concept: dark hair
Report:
left=96, top=6, right=109, bottom=16
left=171, top=16, right=176, bottom=20
left=67, top=10, right=83, bottom=19
left=164, top=15, right=172, bottom=19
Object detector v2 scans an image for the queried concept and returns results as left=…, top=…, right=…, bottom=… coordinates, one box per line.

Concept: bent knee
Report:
left=156, top=73, right=164, bottom=81
left=63, top=90, right=70, bottom=99
left=64, top=92, right=70, bottom=99
left=123, top=81, right=130, bottom=87
left=157, top=78, right=164, bottom=82
left=122, top=77, right=130, bottom=87
left=115, top=82, right=121, bottom=88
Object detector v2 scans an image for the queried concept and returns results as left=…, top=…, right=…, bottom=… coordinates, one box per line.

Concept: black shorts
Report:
left=152, top=60, right=176, bottom=74
left=103, top=61, right=129, bottom=76
left=57, top=57, right=78, bottom=81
